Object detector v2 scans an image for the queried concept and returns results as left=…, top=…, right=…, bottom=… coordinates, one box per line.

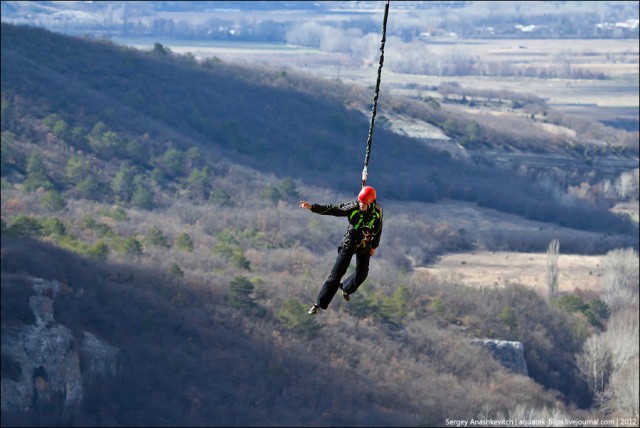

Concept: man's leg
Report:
left=316, top=246, right=353, bottom=309
left=341, top=251, right=370, bottom=295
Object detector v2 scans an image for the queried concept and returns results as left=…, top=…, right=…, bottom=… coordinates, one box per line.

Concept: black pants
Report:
left=316, top=246, right=370, bottom=309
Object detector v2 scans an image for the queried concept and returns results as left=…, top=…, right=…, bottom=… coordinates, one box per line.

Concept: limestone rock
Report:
left=471, top=338, right=528, bottom=376
left=1, top=276, right=119, bottom=422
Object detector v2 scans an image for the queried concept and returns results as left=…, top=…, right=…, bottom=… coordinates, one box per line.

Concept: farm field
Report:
left=113, top=36, right=639, bottom=127
left=303, top=38, right=639, bottom=125
left=416, top=251, right=602, bottom=295
left=388, top=199, right=624, bottom=296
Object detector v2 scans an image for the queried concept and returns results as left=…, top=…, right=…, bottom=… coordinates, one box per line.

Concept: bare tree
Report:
left=604, top=309, right=639, bottom=376
left=600, top=248, right=639, bottom=312
left=609, top=358, right=639, bottom=418
left=546, top=239, right=560, bottom=298
left=578, top=300, right=639, bottom=415
left=615, top=169, right=639, bottom=201
left=506, top=403, right=571, bottom=426
left=577, top=333, right=612, bottom=400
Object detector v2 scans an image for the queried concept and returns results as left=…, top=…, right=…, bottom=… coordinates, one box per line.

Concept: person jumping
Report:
left=299, top=186, right=383, bottom=315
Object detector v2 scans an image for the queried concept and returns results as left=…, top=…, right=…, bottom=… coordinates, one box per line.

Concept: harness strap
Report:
left=350, top=206, right=381, bottom=230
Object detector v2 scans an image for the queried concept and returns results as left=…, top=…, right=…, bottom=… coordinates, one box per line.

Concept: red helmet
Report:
left=358, top=186, right=376, bottom=204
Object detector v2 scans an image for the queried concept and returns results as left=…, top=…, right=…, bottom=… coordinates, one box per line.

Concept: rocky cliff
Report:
left=471, top=338, right=529, bottom=376
left=1, top=276, right=119, bottom=423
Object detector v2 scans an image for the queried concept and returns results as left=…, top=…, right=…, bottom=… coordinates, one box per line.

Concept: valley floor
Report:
left=418, top=250, right=602, bottom=294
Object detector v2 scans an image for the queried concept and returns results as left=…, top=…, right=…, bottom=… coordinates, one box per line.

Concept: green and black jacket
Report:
left=310, top=201, right=383, bottom=252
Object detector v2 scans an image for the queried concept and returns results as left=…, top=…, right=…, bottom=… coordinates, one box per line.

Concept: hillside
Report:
left=1, top=23, right=637, bottom=236
left=1, top=23, right=639, bottom=426
left=0, top=235, right=599, bottom=427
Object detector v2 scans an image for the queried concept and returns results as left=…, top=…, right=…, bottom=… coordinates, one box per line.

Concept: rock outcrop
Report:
left=471, top=338, right=528, bottom=376
left=1, top=277, right=119, bottom=422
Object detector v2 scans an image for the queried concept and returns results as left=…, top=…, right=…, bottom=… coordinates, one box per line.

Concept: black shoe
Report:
left=308, top=304, right=319, bottom=315
left=342, top=291, right=350, bottom=301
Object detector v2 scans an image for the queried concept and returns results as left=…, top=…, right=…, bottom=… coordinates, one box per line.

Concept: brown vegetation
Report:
left=1, top=22, right=638, bottom=426
left=0, top=236, right=593, bottom=426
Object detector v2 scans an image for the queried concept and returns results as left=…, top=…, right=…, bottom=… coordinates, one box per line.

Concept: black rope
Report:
left=362, top=0, right=390, bottom=187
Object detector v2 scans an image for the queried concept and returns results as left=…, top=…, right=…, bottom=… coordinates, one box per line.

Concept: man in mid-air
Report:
left=299, top=186, right=383, bottom=315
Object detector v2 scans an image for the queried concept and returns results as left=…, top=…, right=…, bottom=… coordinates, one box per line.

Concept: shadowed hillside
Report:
left=2, top=236, right=598, bottom=427
left=1, top=23, right=636, bottom=235
left=0, top=237, right=423, bottom=427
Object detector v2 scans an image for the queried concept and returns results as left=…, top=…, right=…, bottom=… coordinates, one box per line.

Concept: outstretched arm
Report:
left=300, top=201, right=357, bottom=217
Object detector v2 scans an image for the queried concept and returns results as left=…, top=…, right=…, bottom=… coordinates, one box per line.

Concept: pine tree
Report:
left=145, top=226, right=170, bottom=248
left=176, top=232, right=194, bottom=252
left=23, top=153, right=53, bottom=191
left=131, top=175, right=154, bottom=210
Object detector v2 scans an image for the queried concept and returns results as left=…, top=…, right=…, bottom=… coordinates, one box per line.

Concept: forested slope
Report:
left=1, top=23, right=636, bottom=235
left=0, top=235, right=597, bottom=427
left=1, top=23, right=638, bottom=427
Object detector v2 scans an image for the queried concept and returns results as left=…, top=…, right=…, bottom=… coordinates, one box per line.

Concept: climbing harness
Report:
left=350, top=207, right=381, bottom=231
left=362, top=0, right=390, bottom=187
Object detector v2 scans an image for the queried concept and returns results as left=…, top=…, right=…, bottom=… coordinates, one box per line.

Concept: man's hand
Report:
left=299, top=201, right=311, bottom=210
left=370, top=248, right=376, bottom=256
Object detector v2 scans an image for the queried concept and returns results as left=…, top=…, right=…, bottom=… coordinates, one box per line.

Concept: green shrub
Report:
left=557, top=295, right=587, bottom=313
left=161, top=148, right=184, bottom=178
left=210, top=188, right=231, bottom=206
left=176, top=232, right=194, bottom=252
left=373, top=285, right=409, bottom=329
left=111, top=206, right=129, bottom=221
left=346, top=292, right=376, bottom=318
left=88, top=241, right=109, bottom=261
left=261, top=185, right=281, bottom=204
left=168, top=262, right=184, bottom=277
left=498, top=305, right=518, bottom=330
left=41, top=190, right=67, bottom=211
left=556, top=295, right=609, bottom=328
left=22, top=153, right=53, bottom=192
left=7, top=215, right=42, bottom=236
left=231, top=248, right=250, bottom=270
left=187, top=167, right=210, bottom=199
left=80, top=215, right=114, bottom=237
left=229, top=276, right=258, bottom=312
left=344, top=286, right=409, bottom=329
left=111, top=164, right=136, bottom=202
left=65, top=154, right=89, bottom=182
left=115, top=236, right=143, bottom=256
left=131, top=177, right=154, bottom=210
left=586, top=299, right=610, bottom=324
left=75, top=175, right=103, bottom=201
left=279, top=177, right=299, bottom=199
left=99, top=206, right=128, bottom=222
left=431, top=298, right=445, bottom=316
left=79, top=214, right=97, bottom=230
left=145, top=225, right=170, bottom=248
left=212, top=241, right=234, bottom=258
left=212, top=231, right=250, bottom=269
left=40, top=217, right=66, bottom=237
left=276, top=298, right=322, bottom=338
